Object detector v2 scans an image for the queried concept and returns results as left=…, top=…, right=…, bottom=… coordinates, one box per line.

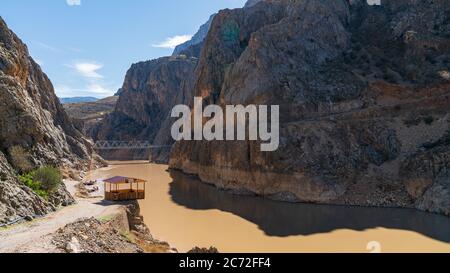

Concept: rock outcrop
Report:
left=173, top=14, right=215, bottom=58
left=173, top=0, right=263, bottom=58
left=0, top=17, right=92, bottom=224
left=63, top=96, right=118, bottom=136
left=169, top=0, right=450, bottom=215
left=51, top=202, right=172, bottom=253
left=92, top=56, right=197, bottom=162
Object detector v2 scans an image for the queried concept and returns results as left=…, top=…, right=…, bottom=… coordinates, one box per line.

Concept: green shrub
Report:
left=19, top=173, right=48, bottom=199
left=9, top=146, right=33, bottom=174
left=423, top=116, right=435, bottom=125
left=33, top=166, right=62, bottom=193
left=19, top=166, right=62, bottom=199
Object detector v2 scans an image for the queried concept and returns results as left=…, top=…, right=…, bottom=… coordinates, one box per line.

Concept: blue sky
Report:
left=0, top=0, right=247, bottom=98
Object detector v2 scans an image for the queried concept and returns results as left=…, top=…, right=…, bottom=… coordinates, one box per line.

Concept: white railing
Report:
left=93, top=141, right=171, bottom=150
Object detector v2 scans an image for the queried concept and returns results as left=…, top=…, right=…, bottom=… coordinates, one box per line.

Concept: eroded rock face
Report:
left=173, top=0, right=263, bottom=58
left=0, top=17, right=91, bottom=224
left=0, top=152, right=53, bottom=224
left=173, top=15, right=215, bottom=58
left=93, top=56, right=197, bottom=162
left=169, top=0, right=450, bottom=215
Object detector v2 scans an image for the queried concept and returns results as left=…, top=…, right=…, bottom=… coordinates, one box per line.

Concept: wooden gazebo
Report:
left=103, top=176, right=147, bottom=201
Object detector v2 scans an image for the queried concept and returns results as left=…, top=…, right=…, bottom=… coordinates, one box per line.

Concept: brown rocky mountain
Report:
left=92, top=0, right=262, bottom=162
left=63, top=96, right=118, bottom=136
left=0, top=17, right=93, bottom=224
left=92, top=56, right=197, bottom=162
left=169, top=0, right=450, bottom=216
left=172, top=0, right=263, bottom=58
left=172, top=14, right=215, bottom=58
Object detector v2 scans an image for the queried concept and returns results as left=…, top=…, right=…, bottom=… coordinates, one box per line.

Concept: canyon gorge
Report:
left=1, top=0, right=449, bottom=252
left=89, top=0, right=450, bottom=216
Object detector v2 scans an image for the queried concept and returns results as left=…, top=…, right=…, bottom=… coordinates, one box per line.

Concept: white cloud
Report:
left=58, top=60, right=116, bottom=98
left=67, top=46, right=83, bottom=53
left=71, top=62, right=104, bottom=78
left=66, top=0, right=81, bottom=6
left=87, top=83, right=113, bottom=94
left=34, top=41, right=60, bottom=52
left=55, top=83, right=114, bottom=98
left=367, top=0, right=381, bottom=5
left=152, top=35, right=192, bottom=49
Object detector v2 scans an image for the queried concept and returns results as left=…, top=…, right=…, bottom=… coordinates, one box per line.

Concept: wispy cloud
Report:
left=55, top=83, right=114, bottom=97
left=152, top=35, right=192, bottom=49
left=59, top=60, right=116, bottom=97
left=87, top=83, right=113, bottom=94
left=66, top=0, right=81, bottom=6
left=68, top=62, right=104, bottom=79
left=67, top=46, right=83, bottom=53
left=34, top=41, right=60, bottom=52
left=367, top=0, right=381, bottom=5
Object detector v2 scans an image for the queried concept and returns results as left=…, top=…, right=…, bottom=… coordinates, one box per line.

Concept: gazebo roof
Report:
left=103, top=176, right=147, bottom=184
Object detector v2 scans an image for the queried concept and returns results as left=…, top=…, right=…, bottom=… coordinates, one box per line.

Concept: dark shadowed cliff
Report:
left=169, top=0, right=450, bottom=216
left=93, top=0, right=264, bottom=162
left=0, top=17, right=93, bottom=224
left=92, top=56, right=197, bottom=162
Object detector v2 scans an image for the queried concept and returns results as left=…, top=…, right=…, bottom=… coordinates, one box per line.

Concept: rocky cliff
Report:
left=0, top=17, right=93, bottom=225
left=93, top=56, right=197, bottom=162
left=173, top=0, right=263, bottom=58
left=63, top=96, right=118, bottom=136
left=169, top=0, right=450, bottom=216
left=173, top=15, right=215, bottom=58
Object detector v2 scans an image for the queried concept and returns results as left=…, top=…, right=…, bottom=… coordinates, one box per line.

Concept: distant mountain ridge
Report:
left=60, top=97, right=99, bottom=104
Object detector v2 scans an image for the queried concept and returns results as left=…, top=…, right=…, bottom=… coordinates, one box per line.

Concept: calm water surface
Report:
left=89, top=161, right=450, bottom=253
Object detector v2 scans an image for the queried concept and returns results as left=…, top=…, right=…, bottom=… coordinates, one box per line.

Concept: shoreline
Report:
left=3, top=161, right=449, bottom=253
left=0, top=168, right=176, bottom=253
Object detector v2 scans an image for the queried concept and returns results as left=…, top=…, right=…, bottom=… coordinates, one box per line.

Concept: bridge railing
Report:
left=93, top=141, right=172, bottom=150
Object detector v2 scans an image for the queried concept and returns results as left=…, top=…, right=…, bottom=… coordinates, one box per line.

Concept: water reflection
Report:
left=169, top=170, right=450, bottom=243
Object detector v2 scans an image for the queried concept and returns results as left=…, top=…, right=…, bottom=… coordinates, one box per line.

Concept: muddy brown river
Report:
left=89, top=161, right=450, bottom=253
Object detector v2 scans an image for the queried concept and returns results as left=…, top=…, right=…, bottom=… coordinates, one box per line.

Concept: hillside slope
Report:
left=0, top=17, right=93, bottom=224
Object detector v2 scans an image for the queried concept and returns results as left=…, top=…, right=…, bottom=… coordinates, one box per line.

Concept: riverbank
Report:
left=0, top=179, right=173, bottom=253
left=89, top=161, right=450, bottom=253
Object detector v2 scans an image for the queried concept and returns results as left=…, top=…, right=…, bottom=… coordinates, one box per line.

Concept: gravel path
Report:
left=0, top=180, right=121, bottom=253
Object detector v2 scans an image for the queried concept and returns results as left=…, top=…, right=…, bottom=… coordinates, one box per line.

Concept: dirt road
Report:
left=0, top=180, right=121, bottom=253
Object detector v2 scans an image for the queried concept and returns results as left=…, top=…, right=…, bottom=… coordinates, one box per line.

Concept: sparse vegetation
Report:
left=120, top=231, right=136, bottom=243
left=19, top=166, right=62, bottom=199
left=423, top=115, right=435, bottom=125
left=97, top=214, right=115, bottom=223
left=9, top=146, right=33, bottom=174
left=188, top=246, right=219, bottom=253
left=19, top=172, right=49, bottom=199
left=403, top=114, right=439, bottom=127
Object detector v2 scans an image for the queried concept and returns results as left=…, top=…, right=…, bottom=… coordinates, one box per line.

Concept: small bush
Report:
left=19, top=166, right=62, bottom=199
left=9, top=146, right=33, bottom=174
left=33, top=166, right=62, bottom=193
left=423, top=116, right=435, bottom=125
left=19, top=173, right=48, bottom=199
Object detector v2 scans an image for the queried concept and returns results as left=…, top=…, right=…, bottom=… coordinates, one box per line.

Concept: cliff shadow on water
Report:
left=169, top=170, right=450, bottom=243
